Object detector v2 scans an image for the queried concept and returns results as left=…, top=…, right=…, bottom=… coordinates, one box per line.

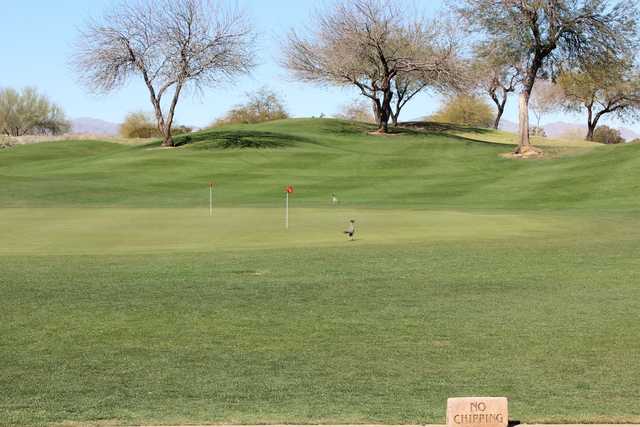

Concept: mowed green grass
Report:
left=2, top=119, right=640, bottom=426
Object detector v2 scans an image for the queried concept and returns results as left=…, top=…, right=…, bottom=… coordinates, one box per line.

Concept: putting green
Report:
left=0, top=207, right=596, bottom=256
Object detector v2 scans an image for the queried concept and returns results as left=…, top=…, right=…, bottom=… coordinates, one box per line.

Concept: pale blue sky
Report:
left=1, top=0, right=638, bottom=134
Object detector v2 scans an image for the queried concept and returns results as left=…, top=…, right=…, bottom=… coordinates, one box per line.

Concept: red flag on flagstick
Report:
left=286, top=185, right=294, bottom=194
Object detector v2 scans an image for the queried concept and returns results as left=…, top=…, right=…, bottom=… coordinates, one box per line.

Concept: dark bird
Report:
left=344, top=219, right=356, bottom=241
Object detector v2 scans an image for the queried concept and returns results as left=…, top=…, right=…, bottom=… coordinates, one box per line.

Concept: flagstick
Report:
left=209, top=186, right=213, bottom=217
left=285, top=191, right=289, bottom=229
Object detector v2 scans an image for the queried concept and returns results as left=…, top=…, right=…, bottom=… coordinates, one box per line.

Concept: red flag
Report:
left=286, top=185, right=294, bottom=194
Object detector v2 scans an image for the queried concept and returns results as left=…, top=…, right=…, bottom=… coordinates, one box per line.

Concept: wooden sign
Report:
left=447, top=397, right=508, bottom=427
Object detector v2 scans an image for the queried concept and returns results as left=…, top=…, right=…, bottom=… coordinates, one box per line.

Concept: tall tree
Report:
left=558, top=59, right=640, bottom=140
left=72, top=0, right=255, bottom=147
left=459, top=0, right=639, bottom=155
left=283, top=0, right=460, bottom=133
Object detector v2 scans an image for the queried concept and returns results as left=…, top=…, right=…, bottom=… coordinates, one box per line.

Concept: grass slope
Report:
left=1, top=119, right=640, bottom=426
left=1, top=118, right=639, bottom=211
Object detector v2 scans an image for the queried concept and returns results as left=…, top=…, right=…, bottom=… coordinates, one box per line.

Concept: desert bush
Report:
left=336, top=99, right=375, bottom=123
left=530, top=126, right=547, bottom=137
left=430, top=95, right=495, bottom=128
left=0, top=87, right=70, bottom=136
left=593, top=125, right=625, bottom=144
left=214, top=88, right=288, bottom=126
left=120, top=112, right=161, bottom=138
left=120, top=112, right=191, bottom=138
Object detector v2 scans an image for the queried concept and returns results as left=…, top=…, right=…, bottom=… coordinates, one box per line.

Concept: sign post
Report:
left=209, top=181, right=214, bottom=217
left=285, top=185, right=294, bottom=229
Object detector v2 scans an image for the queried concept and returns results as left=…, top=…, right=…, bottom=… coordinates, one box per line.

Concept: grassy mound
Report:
left=0, top=118, right=636, bottom=211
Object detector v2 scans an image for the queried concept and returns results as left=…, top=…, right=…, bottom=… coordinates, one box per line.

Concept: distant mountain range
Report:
left=71, top=117, right=120, bottom=135
left=500, top=119, right=639, bottom=141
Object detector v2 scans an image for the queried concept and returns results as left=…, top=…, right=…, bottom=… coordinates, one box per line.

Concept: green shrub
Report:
left=593, top=125, right=625, bottom=144
left=213, top=88, right=288, bottom=126
left=430, top=95, right=494, bottom=128
left=0, top=87, right=70, bottom=136
left=120, top=112, right=191, bottom=138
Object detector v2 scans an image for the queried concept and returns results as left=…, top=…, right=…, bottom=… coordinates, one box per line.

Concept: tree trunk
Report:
left=162, top=132, right=174, bottom=147
left=391, top=96, right=402, bottom=127
left=515, top=53, right=545, bottom=155
left=490, top=91, right=505, bottom=130
left=377, top=88, right=393, bottom=133
left=585, top=106, right=596, bottom=141
left=391, top=111, right=399, bottom=127
left=160, top=126, right=174, bottom=146
left=371, top=98, right=390, bottom=133
left=377, top=108, right=390, bottom=133
left=150, top=101, right=170, bottom=146
left=160, top=83, right=183, bottom=147
left=516, top=91, right=533, bottom=154
left=494, top=103, right=505, bottom=130
left=372, top=100, right=383, bottom=129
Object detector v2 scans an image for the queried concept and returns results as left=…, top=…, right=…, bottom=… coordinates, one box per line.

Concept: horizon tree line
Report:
left=3, top=0, right=640, bottom=149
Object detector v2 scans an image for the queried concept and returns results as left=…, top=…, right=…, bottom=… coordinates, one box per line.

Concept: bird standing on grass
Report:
left=344, top=219, right=356, bottom=241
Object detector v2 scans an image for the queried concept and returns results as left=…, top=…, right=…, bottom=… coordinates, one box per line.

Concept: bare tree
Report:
left=471, top=50, right=521, bottom=130
left=283, top=0, right=460, bottom=133
left=72, top=0, right=255, bottom=147
left=459, top=0, right=639, bottom=155
left=529, top=79, right=564, bottom=130
left=558, top=59, right=640, bottom=140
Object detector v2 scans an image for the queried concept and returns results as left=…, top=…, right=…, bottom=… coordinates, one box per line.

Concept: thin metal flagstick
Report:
left=209, top=182, right=214, bottom=217
left=284, top=185, right=293, bottom=229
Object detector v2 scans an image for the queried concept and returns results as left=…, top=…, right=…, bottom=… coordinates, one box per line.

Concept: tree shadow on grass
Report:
left=324, top=119, right=495, bottom=140
left=399, top=121, right=493, bottom=135
left=170, top=130, right=311, bottom=150
left=397, top=121, right=514, bottom=149
left=320, top=120, right=377, bottom=136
